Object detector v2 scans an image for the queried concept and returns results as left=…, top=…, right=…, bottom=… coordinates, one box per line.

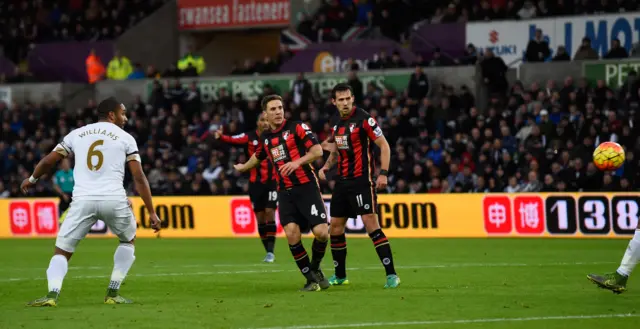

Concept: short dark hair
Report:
left=261, top=94, right=283, bottom=111
left=97, top=97, right=121, bottom=119
left=331, top=83, right=353, bottom=99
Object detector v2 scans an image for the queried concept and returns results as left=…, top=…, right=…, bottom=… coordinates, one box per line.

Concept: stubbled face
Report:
left=332, top=90, right=354, bottom=117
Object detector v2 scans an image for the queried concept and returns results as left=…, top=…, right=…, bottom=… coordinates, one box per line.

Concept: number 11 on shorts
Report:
left=356, top=194, right=363, bottom=207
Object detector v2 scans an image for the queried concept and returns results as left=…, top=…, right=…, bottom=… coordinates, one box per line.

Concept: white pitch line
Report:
left=0, top=263, right=277, bottom=272
left=244, top=313, right=640, bottom=329
left=0, top=261, right=616, bottom=283
left=0, top=261, right=616, bottom=272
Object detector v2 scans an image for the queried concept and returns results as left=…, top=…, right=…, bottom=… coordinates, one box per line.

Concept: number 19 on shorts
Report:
left=546, top=196, right=640, bottom=235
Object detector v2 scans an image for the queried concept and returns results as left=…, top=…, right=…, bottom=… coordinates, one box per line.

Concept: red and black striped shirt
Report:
left=330, top=107, right=383, bottom=182
left=221, top=130, right=275, bottom=185
left=255, top=120, right=320, bottom=191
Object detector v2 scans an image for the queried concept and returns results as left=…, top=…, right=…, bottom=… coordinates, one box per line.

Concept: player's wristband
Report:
left=379, top=169, right=389, bottom=176
left=29, top=175, right=39, bottom=183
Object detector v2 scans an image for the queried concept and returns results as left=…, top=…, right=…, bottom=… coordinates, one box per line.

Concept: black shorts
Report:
left=278, top=183, right=328, bottom=233
left=249, top=183, right=278, bottom=212
left=330, top=179, right=377, bottom=218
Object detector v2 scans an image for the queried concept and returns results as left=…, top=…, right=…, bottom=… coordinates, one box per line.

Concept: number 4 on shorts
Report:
left=310, top=204, right=326, bottom=219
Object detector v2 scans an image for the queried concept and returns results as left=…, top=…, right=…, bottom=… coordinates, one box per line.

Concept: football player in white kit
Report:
left=20, top=97, right=161, bottom=306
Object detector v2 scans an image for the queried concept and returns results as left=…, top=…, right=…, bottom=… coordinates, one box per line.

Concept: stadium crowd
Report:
left=298, top=0, right=640, bottom=42
left=1, top=64, right=640, bottom=198
left=0, top=0, right=168, bottom=65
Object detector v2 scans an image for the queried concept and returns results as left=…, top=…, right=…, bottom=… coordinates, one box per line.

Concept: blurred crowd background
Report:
left=2, top=67, right=638, bottom=198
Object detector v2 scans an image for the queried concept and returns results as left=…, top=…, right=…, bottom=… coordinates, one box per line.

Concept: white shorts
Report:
left=56, top=199, right=137, bottom=252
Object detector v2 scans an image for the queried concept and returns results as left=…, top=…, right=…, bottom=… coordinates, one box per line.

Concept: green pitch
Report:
left=0, top=238, right=638, bottom=329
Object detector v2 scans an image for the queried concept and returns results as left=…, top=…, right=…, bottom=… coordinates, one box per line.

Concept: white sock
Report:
left=108, top=243, right=136, bottom=292
left=617, top=230, right=640, bottom=277
left=47, top=254, right=68, bottom=295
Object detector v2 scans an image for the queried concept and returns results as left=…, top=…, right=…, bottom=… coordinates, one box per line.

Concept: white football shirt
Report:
left=54, top=122, right=140, bottom=201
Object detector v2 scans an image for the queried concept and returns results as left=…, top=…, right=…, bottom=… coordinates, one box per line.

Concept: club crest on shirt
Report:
left=349, top=124, right=356, bottom=133
left=283, top=130, right=290, bottom=141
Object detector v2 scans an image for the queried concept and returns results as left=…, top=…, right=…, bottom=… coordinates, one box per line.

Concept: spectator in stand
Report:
left=460, top=44, right=479, bottom=65
left=291, top=73, right=314, bottom=110
left=605, top=39, right=629, bottom=59
left=428, top=48, right=452, bottom=67
left=408, top=66, right=429, bottom=101
left=475, top=1, right=494, bottom=21
left=481, top=49, right=509, bottom=99
left=388, top=51, right=407, bottom=68
left=517, top=0, right=538, bottom=18
left=574, top=37, right=600, bottom=60
left=552, top=46, right=571, bottom=61
left=525, top=29, right=551, bottom=62
left=146, top=65, right=161, bottom=79
left=347, top=71, right=364, bottom=105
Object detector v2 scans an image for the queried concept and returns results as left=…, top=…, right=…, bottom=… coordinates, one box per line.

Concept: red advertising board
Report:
left=229, top=198, right=284, bottom=235
left=178, top=0, right=290, bottom=30
left=483, top=196, right=512, bottom=234
left=33, top=201, right=59, bottom=235
left=9, top=201, right=32, bottom=235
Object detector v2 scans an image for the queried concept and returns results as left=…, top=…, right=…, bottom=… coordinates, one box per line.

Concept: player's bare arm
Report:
left=280, top=144, right=323, bottom=176
left=235, top=154, right=261, bottom=173
left=321, top=136, right=335, bottom=152
left=319, top=143, right=338, bottom=181
left=21, top=151, right=65, bottom=194
left=374, top=136, right=390, bottom=190
left=128, top=160, right=161, bottom=232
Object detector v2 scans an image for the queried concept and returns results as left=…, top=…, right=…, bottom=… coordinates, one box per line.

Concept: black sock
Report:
left=330, top=234, right=347, bottom=278
left=289, top=242, right=314, bottom=280
left=265, top=222, right=276, bottom=253
left=369, top=229, right=396, bottom=276
left=257, top=223, right=269, bottom=252
left=310, top=238, right=327, bottom=271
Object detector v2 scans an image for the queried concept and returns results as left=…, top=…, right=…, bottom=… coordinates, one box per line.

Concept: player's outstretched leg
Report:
left=588, top=229, right=640, bottom=294
left=310, top=223, right=330, bottom=290
left=328, top=218, right=349, bottom=285
left=105, top=242, right=136, bottom=304
left=27, top=250, right=70, bottom=307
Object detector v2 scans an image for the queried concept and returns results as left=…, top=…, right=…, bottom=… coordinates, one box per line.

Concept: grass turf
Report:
left=0, top=238, right=638, bottom=329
